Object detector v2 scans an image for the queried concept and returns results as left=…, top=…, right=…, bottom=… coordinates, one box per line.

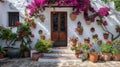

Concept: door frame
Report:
left=50, top=11, right=68, bottom=47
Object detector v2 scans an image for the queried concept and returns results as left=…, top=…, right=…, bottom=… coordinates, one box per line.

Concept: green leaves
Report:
left=100, top=44, right=112, bottom=53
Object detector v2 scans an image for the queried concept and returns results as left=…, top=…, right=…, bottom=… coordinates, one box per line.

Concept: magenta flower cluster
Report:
left=98, top=7, right=110, bottom=17
left=26, top=0, right=92, bottom=17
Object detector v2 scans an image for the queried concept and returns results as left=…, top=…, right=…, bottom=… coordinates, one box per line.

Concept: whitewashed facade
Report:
left=0, top=0, right=119, bottom=48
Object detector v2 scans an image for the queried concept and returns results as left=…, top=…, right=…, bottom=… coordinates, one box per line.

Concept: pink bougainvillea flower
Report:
left=98, top=7, right=110, bottom=17
left=30, top=34, right=35, bottom=38
left=106, top=40, right=112, bottom=44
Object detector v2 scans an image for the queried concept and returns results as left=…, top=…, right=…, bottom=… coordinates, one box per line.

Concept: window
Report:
left=8, top=12, right=19, bottom=26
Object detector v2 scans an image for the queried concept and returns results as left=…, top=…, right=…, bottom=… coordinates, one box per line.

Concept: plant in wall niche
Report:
left=92, top=34, right=98, bottom=42
left=70, top=12, right=77, bottom=21
left=39, top=14, right=45, bottom=22
left=115, top=25, right=120, bottom=32
left=84, top=38, right=90, bottom=44
left=90, top=27, right=95, bottom=33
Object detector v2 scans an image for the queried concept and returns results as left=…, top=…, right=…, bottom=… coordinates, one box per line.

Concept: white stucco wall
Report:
left=0, top=0, right=119, bottom=48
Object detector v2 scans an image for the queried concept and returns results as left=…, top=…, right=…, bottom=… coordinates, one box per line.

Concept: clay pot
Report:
left=0, top=53, right=5, bottom=58
left=78, top=29, right=83, bottom=35
left=72, top=42, right=77, bottom=46
left=97, top=40, right=102, bottom=46
left=31, top=24, right=36, bottom=29
left=115, top=28, right=120, bottom=32
left=84, top=39, right=90, bottom=44
left=41, top=35, right=46, bottom=40
left=103, top=33, right=109, bottom=39
left=40, top=18, right=45, bottom=22
left=24, top=51, right=30, bottom=57
left=113, top=54, right=120, bottom=61
left=70, top=13, right=77, bottom=21
left=75, top=54, right=79, bottom=58
left=102, top=53, right=111, bottom=61
left=86, top=20, right=91, bottom=25
left=89, top=52, right=98, bottom=63
left=32, top=52, right=43, bottom=61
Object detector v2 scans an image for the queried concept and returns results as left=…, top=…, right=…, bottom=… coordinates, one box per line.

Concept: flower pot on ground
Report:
left=70, top=12, right=77, bottom=21
left=32, top=52, right=44, bottom=61
left=20, top=45, right=30, bottom=58
left=103, top=33, right=109, bottom=39
left=34, top=40, right=53, bottom=60
left=7, top=48, right=21, bottom=58
left=112, top=48, right=120, bottom=61
left=100, top=44, right=112, bottom=61
left=89, top=49, right=98, bottom=63
left=0, top=46, right=6, bottom=58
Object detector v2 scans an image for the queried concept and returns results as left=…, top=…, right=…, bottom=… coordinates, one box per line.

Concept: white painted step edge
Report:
left=44, top=53, right=75, bottom=57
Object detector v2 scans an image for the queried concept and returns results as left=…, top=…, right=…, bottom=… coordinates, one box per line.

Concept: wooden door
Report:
left=51, top=12, right=67, bottom=47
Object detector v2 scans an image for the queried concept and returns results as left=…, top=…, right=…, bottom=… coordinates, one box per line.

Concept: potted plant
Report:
left=100, top=44, right=112, bottom=61
left=112, top=48, right=120, bottom=61
left=16, top=22, right=34, bottom=58
left=20, top=45, right=30, bottom=57
left=39, top=14, right=45, bottom=22
left=70, top=37, right=78, bottom=47
left=89, top=49, right=98, bottom=63
left=112, top=40, right=120, bottom=61
left=86, top=18, right=91, bottom=25
left=115, top=25, right=120, bottom=32
left=75, top=26, right=83, bottom=35
left=103, top=33, right=109, bottom=39
left=0, top=45, right=6, bottom=58
left=70, top=12, right=77, bottom=21
left=71, top=42, right=82, bottom=58
left=33, top=39, right=53, bottom=60
left=97, top=40, right=102, bottom=46
left=84, top=38, right=90, bottom=44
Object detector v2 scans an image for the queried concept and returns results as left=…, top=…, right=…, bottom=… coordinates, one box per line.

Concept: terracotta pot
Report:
left=102, top=53, right=111, bottom=61
left=0, top=53, right=5, bottom=58
left=90, top=27, right=95, bottom=33
left=40, top=18, right=45, bottom=22
left=89, top=52, right=98, bottom=62
left=32, top=52, right=43, bottom=61
left=115, top=28, right=120, bottom=32
left=70, top=13, right=77, bottom=21
left=24, top=51, right=30, bottom=57
left=113, top=54, right=120, bottom=61
left=31, top=24, right=36, bottom=29
left=103, top=33, right=109, bottom=39
left=86, top=20, right=91, bottom=25
left=78, top=29, right=83, bottom=35
left=84, top=39, right=90, bottom=44
left=72, top=42, right=77, bottom=46
left=75, top=54, right=79, bottom=58
left=97, top=41, right=102, bottom=46
left=75, top=50, right=80, bottom=54
left=41, top=35, right=46, bottom=40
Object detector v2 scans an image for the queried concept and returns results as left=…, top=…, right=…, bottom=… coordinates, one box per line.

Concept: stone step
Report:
left=49, top=48, right=74, bottom=53
left=38, top=56, right=82, bottom=63
left=43, top=53, right=75, bottom=57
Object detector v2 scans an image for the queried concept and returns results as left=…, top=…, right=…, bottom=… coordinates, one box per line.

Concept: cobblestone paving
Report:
left=0, top=58, right=120, bottom=67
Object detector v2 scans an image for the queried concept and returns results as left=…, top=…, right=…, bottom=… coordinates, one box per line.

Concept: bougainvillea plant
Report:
left=16, top=22, right=35, bottom=49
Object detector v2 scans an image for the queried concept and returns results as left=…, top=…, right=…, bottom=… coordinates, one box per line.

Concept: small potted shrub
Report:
left=89, top=49, right=98, bottom=63
left=115, top=25, right=120, bottom=32
left=112, top=48, right=120, bottom=61
left=103, top=33, right=109, bottom=39
left=97, top=40, right=102, bottom=46
left=86, top=18, right=91, bottom=25
left=75, top=27, right=83, bottom=35
left=100, top=44, right=112, bottom=61
left=0, top=46, right=6, bottom=58
left=39, top=14, right=45, bottom=22
left=33, top=40, right=53, bottom=61
left=20, top=45, right=30, bottom=57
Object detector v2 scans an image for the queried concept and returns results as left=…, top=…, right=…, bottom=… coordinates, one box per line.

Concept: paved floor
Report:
left=0, top=58, right=120, bottom=67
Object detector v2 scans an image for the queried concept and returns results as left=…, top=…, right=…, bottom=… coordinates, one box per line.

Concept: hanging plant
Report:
left=115, top=25, right=120, bottom=32
left=90, top=27, right=95, bottom=33
left=39, top=14, right=45, bottom=22
left=70, top=12, right=77, bottom=21
left=103, top=33, right=109, bottom=39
